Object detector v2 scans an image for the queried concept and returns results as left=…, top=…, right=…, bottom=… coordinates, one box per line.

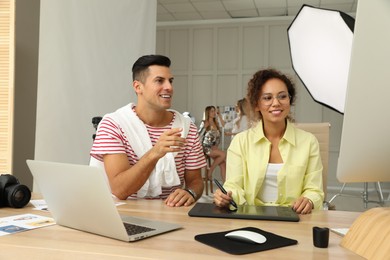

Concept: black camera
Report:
left=0, top=174, right=31, bottom=208
left=92, top=116, right=102, bottom=140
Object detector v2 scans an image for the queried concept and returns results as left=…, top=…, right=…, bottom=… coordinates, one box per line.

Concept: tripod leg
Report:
left=375, top=182, right=384, bottom=206
left=328, top=183, right=347, bottom=203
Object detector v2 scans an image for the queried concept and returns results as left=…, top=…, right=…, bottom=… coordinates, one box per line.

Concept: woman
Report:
left=213, top=69, right=324, bottom=214
left=225, top=98, right=249, bottom=140
left=199, top=106, right=226, bottom=181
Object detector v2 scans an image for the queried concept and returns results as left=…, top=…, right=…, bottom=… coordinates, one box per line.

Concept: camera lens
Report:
left=5, top=184, right=31, bottom=208
left=14, top=189, right=25, bottom=202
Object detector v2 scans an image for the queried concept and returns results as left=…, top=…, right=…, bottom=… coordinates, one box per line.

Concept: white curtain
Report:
left=35, top=0, right=156, bottom=164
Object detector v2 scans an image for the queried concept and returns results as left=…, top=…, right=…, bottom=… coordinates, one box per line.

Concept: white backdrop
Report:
left=35, top=0, right=156, bottom=164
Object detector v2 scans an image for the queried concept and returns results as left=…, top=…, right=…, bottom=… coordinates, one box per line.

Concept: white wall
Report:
left=35, top=0, right=156, bottom=165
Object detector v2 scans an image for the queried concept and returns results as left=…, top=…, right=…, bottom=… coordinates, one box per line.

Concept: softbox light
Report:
left=287, top=5, right=355, bottom=113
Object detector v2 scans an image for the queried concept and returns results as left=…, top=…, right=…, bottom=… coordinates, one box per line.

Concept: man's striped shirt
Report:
left=90, top=111, right=206, bottom=199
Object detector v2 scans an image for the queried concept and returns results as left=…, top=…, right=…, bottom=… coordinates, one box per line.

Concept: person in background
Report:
left=213, top=68, right=324, bottom=214
left=198, top=106, right=226, bottom=182
left=224, top=98, right=250, bottom=140
left=90, top=54, right=206, bottom=207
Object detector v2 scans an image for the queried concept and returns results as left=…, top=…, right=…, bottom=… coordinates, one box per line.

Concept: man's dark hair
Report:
left=132, top=55, right=171, bottom=82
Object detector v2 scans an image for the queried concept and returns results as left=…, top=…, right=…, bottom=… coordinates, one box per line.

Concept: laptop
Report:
left=26, top=160, right=181, bottom=242
left=188, top=202, right=299, bottom=222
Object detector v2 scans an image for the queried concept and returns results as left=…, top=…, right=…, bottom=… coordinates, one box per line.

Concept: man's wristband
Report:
left=184, top=188, right=197, bottom=199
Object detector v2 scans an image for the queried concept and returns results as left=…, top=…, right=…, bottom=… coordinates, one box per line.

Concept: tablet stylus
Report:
left=213, top=179, right=238, bottom=209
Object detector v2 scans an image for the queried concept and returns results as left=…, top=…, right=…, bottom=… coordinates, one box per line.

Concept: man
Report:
left=90, top=55, right=206, bottom=207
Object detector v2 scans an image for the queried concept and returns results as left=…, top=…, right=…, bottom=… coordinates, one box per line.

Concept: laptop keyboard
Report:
left=124, top=223, right=156, bottom=235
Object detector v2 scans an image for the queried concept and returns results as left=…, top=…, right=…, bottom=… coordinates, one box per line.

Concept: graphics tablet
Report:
left=188, top=203, right=299, bottom=222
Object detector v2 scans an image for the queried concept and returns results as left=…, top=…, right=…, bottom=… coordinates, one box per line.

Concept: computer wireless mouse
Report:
left=225, top=230, right=267, bottom=244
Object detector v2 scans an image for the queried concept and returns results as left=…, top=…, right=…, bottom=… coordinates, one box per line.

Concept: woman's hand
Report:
left=216, top=107, right=225, bottom=126
left=292, top=196, right=314, bottom=214
left=213, top=188, right=233, bottom=208
left=216, top=107, right=221, bottom=115
left=224, top=131, right=233, bottom=136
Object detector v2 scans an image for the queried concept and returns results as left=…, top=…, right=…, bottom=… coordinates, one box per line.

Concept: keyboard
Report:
left=124, top=222, right=156, bottom=235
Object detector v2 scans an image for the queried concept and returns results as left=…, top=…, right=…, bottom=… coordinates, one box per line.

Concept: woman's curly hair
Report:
left=246, top=68, right=296, bottom=123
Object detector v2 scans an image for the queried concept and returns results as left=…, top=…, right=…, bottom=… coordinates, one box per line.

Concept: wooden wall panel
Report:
left=241, top=74, right=252, bottom=97
left=193, top=28, right=213, bottom=71
left=172, top=75, right=188, bottom=114
left=169, top=29, right=188, bottom=71
left=217, top=27, right=239, bottom=71
left=156, top=29, right=166, bottom=55
left=242, top=25, right=265, bottom=70
left=268, top=24, right=291, bottom=69
left=192, top=75, right=213, bottom=123
left=216, top=74, right=238, bottom=106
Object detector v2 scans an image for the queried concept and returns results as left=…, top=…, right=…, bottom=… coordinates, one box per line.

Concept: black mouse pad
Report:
left=195, top=226, right=298, bottom=255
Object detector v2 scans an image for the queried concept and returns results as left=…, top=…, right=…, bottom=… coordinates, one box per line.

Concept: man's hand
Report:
left=150, top=128, right=187, bottom=159
left=164, top=189, right=195, bottom=207
left=103, top=127, right=187, bottom=200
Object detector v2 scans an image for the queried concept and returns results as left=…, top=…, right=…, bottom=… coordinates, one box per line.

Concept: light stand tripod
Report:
left=329, top=182, right=385, bottom=208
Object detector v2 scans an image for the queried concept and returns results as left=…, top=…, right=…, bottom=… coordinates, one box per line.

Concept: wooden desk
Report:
left=0, top=199, right=363, bottom=259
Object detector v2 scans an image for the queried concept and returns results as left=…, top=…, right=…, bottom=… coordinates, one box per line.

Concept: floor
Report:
left=199, top=180, right=390, bottom=212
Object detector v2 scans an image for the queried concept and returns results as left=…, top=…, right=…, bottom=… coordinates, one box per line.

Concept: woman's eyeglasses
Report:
left=260, top=92, right=291, bottom=106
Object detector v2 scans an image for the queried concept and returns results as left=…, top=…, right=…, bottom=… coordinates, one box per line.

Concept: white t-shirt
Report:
left=258, top=163, right=283, bottom=203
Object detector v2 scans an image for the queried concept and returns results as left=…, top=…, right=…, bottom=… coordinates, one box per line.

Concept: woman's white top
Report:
left=258, top=163, right=283, bottom=203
